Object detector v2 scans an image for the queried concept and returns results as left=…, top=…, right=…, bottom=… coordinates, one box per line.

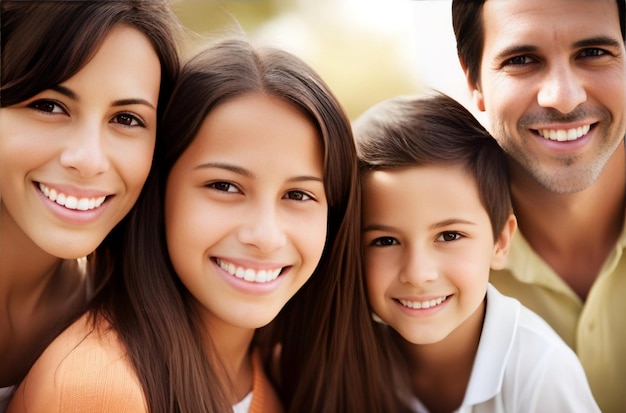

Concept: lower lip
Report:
left=394, top=296, right=450, bottom=317
left=36, top=185, right=110, bottom=225
left=214, top=259, right=285, bottom=295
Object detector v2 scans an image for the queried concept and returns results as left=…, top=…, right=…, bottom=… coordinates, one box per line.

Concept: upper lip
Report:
left=37, top=182, right=111, bottom=199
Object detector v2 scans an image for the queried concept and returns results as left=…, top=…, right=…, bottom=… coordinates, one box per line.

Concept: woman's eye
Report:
left=112, top=113, right=144, bottom=127
left=284, top=190, right=312, bottom=201
left=372, top=237, right=398, bottom=247
left=438, top=232, right=462, bottom=242
left=28, top=99, right=65, bottom=114
left=207, top=181, right=238, bottom=193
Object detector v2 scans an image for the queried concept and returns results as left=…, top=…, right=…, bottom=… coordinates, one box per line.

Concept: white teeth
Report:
left=399, top=296, right=447, bottom=309
left=538, top=124, right=590, bottom=142
left=217, top=258, right=282, bottom=283
left=39, top=183, right=106, bottom=211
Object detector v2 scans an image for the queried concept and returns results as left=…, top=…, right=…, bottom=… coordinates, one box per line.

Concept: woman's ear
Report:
left=491, top=214, right=517, bottom=270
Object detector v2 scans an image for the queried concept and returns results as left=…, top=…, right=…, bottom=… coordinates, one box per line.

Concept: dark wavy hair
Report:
left=0, top=0, right=181, bottom=385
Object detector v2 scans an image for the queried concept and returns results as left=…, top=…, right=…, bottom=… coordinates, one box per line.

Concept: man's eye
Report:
left=504, top=55, right=533, bottom=66
left=579, top=48, right=606, bottom=58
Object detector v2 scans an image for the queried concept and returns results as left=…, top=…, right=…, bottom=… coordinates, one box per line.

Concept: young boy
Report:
left=353, top=93, right=600, bottom=412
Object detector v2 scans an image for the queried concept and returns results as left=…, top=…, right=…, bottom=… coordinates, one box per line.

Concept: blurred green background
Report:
left=173, top=0, right=433, bottom=121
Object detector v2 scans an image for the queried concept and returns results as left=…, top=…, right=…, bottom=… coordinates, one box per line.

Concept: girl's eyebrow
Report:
left=194, top=162, right=252, bottom=177
left=50, top=85, right=155, bottom=109
left=363, top=223, right=396, bottom=233
left=194, top=162, right=323, bottom=183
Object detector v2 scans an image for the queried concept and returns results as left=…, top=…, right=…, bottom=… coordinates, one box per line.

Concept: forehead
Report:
left=362, top=165, right=482, bottom=213
left=481, top=0, right=622, bottom=54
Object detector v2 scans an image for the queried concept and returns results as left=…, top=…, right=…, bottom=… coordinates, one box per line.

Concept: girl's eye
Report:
left=111, top=113, right=145, bottom=127
left=28, top=99, right=66, bottom=114
left=207, top=181, right=239, bottom=193
left=284, top=190, right=313, bottom=201
left=438, top=231, right=462, bottom=242
left=371, top=237, right=398, bottom=247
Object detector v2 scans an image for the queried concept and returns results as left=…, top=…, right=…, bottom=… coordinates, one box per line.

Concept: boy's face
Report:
left=361, top=163, right=509, bottom=345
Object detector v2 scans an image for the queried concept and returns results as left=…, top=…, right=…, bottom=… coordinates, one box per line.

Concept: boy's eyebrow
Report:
left=429, top=218, right=476, bottom=229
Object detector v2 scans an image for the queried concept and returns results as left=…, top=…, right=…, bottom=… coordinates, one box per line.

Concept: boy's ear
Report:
left=491, top=214, right=517, bottom=270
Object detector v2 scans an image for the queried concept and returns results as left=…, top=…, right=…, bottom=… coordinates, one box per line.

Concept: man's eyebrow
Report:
left=494, top=35, right=622, bottom=62
left=573, top=35, right=622, bottom=49
left=493, top=44, right=537, bottom=62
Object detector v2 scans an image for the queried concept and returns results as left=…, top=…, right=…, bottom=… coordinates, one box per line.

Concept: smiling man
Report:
left=451, top=0, right=626, bottom=411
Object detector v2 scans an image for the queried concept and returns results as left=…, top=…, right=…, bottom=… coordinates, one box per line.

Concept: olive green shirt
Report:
left=490, top=220, right=626, bottom=413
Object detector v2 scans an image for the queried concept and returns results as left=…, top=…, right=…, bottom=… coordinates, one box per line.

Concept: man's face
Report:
left=471, top=0, right=626, bottom=194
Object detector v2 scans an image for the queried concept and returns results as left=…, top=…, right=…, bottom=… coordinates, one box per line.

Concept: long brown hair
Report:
left=90, top=37, right=403, bottom=412
left=0, top=0, right=181, bottom=384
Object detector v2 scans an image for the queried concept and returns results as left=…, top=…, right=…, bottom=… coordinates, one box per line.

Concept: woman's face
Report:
left=0, top=25, right=161, bottom=258
left=165, top=93, right=328, bottom=334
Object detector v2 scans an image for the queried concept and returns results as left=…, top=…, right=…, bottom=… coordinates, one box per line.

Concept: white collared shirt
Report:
left=408, top=284, right=600, bottom=413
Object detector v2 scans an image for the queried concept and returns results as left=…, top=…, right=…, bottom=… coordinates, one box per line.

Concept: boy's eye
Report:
left=372, top=236, right=398, bottom=246
left=28, top=99, right=65, bottom=114
left=438, top=232, right=462, bottom=242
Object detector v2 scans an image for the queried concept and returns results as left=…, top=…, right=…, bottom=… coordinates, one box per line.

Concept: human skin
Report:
left=0, top=24, right=161, bottom=387
left=361, top=164, right=512, bottom=345
left=0, top=25, right=161, bottom=260
left=164, top=93, right=327, bottom=388
left=471, top=0, right=626, bottom=195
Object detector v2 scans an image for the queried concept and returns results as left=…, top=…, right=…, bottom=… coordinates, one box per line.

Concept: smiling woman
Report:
left=6, top=36, right=407, bottom=413
left=0, top=1, right=181, bottom=410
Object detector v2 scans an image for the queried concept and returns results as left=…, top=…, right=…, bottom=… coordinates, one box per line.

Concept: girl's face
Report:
left=165, top=93, right=328, bottom=333
left=0, top=25, right=161, bottom=259
left=362, top=164, right=511, bottom=345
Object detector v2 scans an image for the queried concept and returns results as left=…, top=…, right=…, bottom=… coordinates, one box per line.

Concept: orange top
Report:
left=7, top=314, right=283, bottom=412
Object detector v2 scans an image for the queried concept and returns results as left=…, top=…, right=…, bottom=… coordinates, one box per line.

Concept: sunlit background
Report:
left=175, top=0, right=473, bottom=121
